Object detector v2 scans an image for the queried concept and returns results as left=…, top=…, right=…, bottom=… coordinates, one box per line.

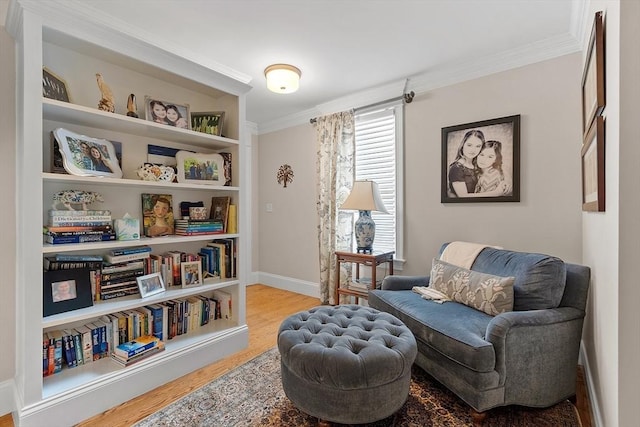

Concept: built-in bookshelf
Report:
left=8, top=2, right=250, bottom=425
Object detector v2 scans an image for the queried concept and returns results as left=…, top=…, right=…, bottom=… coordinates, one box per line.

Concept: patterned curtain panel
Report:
left=314, top=111, right=355, bottom=304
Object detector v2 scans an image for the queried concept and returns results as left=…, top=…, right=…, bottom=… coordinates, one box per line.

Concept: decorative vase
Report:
left=354, top=210, right=375, bottom=253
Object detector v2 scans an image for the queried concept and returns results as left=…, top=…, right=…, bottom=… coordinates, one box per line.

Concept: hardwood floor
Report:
left=0, top=285, right=593, bottom=426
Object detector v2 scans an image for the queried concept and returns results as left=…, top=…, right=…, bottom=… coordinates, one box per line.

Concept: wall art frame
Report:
left=43, top=268, right=93, bottom=317
left=136, top=272, right=166, bottom=298
left=42, top=67, right=71, bottom=102
left=581, top=116, right=605, bottom=212
left=441, top=115, right=520, bottom=203
left=176, top=151, right=225, bottom=186
left=191, top=111, right=225, bottom=136
left=581, top=11, right=605, bottom=137
left=144, top=96, right=191, bottom=129
left=53, top=128, right=123, bottom=178
left=210, top=196, right=231, bottom=232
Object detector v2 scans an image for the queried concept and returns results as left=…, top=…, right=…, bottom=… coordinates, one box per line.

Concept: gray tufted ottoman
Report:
left=277, top=305, right=417, bottom=425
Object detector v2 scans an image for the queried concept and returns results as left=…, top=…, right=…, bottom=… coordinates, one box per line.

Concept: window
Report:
left=354, top=101, right=404, bottom=261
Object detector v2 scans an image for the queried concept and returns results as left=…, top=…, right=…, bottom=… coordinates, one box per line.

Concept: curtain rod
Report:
left=309, top=91, right=414, bottom=124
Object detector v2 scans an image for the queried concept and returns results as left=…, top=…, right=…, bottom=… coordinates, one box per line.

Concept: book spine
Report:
left=115, top=338, right=159, bottom=358
left=45, top=225, right=113, bottom=233
left=48, top=220, right=113, bottom=227
left=108, top=246, right=152, bottom=257
left=44, top=259, right=103, bottom=270
left=45, top=230, right=112, bottom=237
left=101, top=260, right=146, bottom=273
left=45, top=234, right=116, bottom=245
left=100, top=286, right=139, bottom=300
left=101, top=269, right=145, bottom=282
left=50, top=215, right=112, bottom=223
left=54, top=254, right=104, bottom=262
left=105, top=252, right=151, bottom=264
left=49, top=210, right=112, bottom=216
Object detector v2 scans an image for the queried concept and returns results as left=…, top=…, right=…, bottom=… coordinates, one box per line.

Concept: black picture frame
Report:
left=441, top=115, right=520, bottom=203
left=42, top=67, right=71, bottom=102
left=581, top=116, right=605, bottom=212
left=581, top=11, right=605, bottom=138
left=43, top=268, right=93, bottom=317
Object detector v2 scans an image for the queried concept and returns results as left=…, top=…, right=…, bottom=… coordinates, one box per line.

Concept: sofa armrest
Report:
left=485, top=307, right=586, bottom=400
left=381, top=275, right=430, bottom=291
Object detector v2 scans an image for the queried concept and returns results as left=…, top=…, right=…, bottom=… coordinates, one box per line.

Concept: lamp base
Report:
left=354, top=210, right=375, bottom=254
left=356, top=247, right=373, bottom=254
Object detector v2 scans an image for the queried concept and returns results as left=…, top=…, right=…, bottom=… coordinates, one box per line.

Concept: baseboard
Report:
left=253, top=272, right=320, bottom=299
left=579, top=342, right=603, bottom=427
left=0, top=378, right=15, bottom=418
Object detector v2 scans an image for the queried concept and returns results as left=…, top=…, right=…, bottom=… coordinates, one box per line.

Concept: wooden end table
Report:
left=334, top=250, right=394, bottom=304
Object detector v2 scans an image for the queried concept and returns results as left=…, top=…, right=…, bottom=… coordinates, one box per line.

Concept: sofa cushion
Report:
left=440, top=244, right=567, bottom=310
left=430, top=258, right=514, bottom=315
left=368, top=289, right=495, bottom=373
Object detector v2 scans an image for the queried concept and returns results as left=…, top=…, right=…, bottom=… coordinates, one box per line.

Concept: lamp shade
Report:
left=264, top=64, right=301, bottom=94
left=340, top=180, right=389, bottom=213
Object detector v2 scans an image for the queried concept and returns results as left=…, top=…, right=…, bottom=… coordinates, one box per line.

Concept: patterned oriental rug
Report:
left=135, top=348, right=580, bottom=427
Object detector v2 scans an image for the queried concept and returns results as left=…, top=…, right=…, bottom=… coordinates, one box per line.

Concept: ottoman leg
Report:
left=317, top=419, right=332, bottom=427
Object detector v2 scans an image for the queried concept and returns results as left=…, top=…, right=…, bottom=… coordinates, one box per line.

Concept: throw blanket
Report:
left=439, top=241, right=502, bottom=269
left=412, top=286, right=451, bottom=303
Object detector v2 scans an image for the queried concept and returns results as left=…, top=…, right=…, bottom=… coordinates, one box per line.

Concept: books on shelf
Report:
left=44, top=232, right=116, bottom=245
left=110, top=342, right=165, bottom=367
left=44, top=210, right=115, bottom=244
left=104, top=251, right=151, bottom=264
left=113, top=335, right=161, bottom=359
left=174, top=219, right=224, bottom=236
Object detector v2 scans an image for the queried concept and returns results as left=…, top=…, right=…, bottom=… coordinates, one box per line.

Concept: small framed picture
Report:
left=43, top=268, right=93, bottom=316
left=191, top=111, right=225, bottom=136
left=175, top=151, right=225, bottom=186
left=181, top=260, right=203, bottom=288
left=210, top=196, right=231, bottom=232
left=52, top=128, right=123, bottom=178
left=136, top=272, right=166, bottom=298
left=581, top=116, right=605, bottom=212
left=144, top=96, right=191, bottom=129
left=441, top=115, right=520, bottom=203
left=42, top=67, right=71, bottom=102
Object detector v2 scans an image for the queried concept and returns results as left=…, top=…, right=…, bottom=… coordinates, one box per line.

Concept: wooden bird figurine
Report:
left=126, top=93, right=138, bottom=118
left=96, top=73, right=115, bottom=113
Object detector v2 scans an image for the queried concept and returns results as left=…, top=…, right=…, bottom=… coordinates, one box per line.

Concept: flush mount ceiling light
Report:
left=264, top=64, right=301, bottom=94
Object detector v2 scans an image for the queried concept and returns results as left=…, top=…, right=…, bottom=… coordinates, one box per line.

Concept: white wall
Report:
left=257, top=53, right=583, bottom=288
left=0, top=4, right=16, bottom=392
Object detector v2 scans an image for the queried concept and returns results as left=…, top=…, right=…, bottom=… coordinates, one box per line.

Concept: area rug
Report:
left=135, top=348, right=580, bottom=426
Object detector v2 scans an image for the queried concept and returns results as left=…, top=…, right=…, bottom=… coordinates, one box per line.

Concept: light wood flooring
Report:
left=0, top=284, right=593, bottom=427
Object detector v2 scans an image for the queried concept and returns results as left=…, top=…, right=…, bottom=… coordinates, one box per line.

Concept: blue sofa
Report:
left=368, top=244, right=590, bottom=414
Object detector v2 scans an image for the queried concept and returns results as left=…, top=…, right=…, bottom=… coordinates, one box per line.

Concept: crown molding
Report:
left=408, top=33, right=581, bottom=95
left=257, top=106, right=321, bottom=135
left=10, top=0, right=252, bottom=85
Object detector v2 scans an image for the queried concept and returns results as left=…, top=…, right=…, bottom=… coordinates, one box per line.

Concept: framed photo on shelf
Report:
left=43, top=268, right=93, bottom=316
left=210, top=196, right=231, bottom=232
left=136, top=272, right=166, bottom=298
left=175, top=151, right=225, bottom=186
left=141, top=193, right=175, bottom=237
left=42, top=67, right=71, bottom=102
left=52, top=128, right=123, bottom=178
left=581, top=116, right=605, bottom=212
left=181, top=261, right=203, bottom=288
left=581, top=11, right=605, bottom=137
left=441, top=115, right=520, bottom=203
left=144, top=96, right=191, bottom=129
left=191, top=111, right=225, bottom=136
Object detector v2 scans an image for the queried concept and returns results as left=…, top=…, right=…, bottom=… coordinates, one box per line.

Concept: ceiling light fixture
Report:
left=264, top=64, right=301, bottom=94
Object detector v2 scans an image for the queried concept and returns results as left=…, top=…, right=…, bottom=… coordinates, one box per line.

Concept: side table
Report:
left=334, top=250, right=394, bottom=304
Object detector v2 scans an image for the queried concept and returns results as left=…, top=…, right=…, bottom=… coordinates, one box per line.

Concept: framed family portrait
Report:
left=43, top=268, right=93, bottom=317
left=581, top=116, right=605, bottom=212
left=52, top=128, right=123, bottom=178
left=181, top=261, right=203, bottom=288
left=136, top=272, right=166, bottom=298
left=175, top=151, right=225, bottom=186
left=42, top=67, right=71, bottom=102
left=581, top=11, right=605, bottom=137
left=144, top=96, right=191, bottom=129
left=441, top=115, right=520, bottom=203
left=191, top=111, right=225, bottom=136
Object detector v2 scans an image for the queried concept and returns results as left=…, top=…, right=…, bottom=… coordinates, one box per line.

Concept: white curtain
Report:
left=314, top=111, right=355, bottom=304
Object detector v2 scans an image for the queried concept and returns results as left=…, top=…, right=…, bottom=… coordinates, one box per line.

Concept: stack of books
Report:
left=44, top=209, right=115, bottom=244
left=100, top=246, right=152, bottom=301
left=111, top=335, right=165, bottom=367
left=174, top=219, right=224, bottom=236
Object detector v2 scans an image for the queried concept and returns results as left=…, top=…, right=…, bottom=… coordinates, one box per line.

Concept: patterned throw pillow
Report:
left=429, top=258, right=514, bottom=316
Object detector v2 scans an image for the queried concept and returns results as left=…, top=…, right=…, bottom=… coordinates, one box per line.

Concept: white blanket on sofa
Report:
left=439, top=241, right=502, bottom=269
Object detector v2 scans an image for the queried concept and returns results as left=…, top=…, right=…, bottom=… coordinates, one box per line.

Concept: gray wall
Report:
left=257, top=53, right=583, bottom=286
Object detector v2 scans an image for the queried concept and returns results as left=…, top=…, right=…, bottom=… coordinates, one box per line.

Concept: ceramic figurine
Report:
left=126, top=93, right=138, bottom=118
left=96, top=73, right=115, bottom=113
left=52, top=190, right=104, bottom=210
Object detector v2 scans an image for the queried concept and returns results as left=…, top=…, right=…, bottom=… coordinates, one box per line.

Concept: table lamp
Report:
left=340, top=180, right=389, bottom=253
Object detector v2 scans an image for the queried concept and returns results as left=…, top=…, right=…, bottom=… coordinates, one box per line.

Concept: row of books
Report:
left=43, top=289, right=232, bottom=377
left=111, top=335, right=165, bottom=367
left=199, top=238, right=236, bottom=279
left=174, top=219, right=224, bottom=236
